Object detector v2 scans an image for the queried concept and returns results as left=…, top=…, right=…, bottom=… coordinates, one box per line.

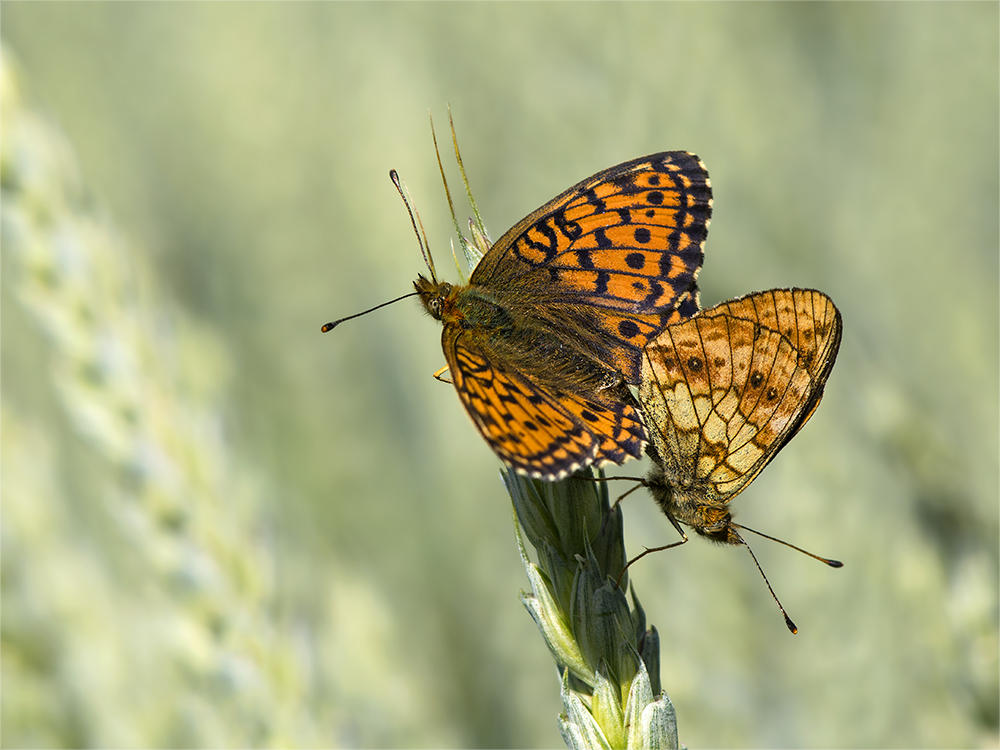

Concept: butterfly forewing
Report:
left=702, top=288, right=842, bottom=383
left=469, top=152, right=712, bottom=384
left=703, top=288, right=842, bottom=442
left=640, top=288, right=842, bottom=505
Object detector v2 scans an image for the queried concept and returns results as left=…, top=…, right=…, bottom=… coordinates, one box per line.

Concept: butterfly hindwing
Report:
left=552, top=385, right=646, bottom=469
left=443, top=327, right=645, bottom=479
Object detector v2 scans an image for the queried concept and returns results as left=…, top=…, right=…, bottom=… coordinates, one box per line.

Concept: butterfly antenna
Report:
left=734, top=522, right=843, bottom=568
left=320, top=291, right=420, bottom=332
left=390, top=169, right=437, bottom=282
left=735, top=532, right=798, bottom=635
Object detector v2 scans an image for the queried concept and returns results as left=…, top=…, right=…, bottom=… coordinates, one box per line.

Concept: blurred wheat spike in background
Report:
left=0, top=46, right=330, bottom=748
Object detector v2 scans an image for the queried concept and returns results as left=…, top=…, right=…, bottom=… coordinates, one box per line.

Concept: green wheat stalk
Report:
left=505, top=469, right=678, bottom=749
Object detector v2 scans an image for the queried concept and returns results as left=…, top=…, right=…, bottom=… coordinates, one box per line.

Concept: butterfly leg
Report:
left=611, top=481, right=646, bottom=510
left=432, top=364, right=453, bottom=384
left=616, top=515, right=689, bottom=588
left=571, top=474, right=647, bottom=509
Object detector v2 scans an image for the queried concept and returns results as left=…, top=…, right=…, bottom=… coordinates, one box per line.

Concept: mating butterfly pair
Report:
left=408, top=150, right=841, bottom=509
left=409, top=153, right=844, bottom=635
left=325, top=144, right=842, bottom=596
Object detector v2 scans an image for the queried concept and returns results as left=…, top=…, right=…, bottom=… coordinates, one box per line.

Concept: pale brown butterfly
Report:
left=630, top=288, right=843, bottom=632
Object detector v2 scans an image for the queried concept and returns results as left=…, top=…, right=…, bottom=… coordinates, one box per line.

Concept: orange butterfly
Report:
left=414, top=151, right=712, bottom=479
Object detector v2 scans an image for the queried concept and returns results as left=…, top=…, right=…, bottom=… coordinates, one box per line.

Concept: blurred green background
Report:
left=2, top=3, right=997, bottom=748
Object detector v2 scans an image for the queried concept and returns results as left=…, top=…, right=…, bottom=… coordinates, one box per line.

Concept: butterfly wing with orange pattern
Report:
left=698, top=287, right=842, bottom=437
left=443, top=325, right=646, bottom=479
left=471, top=152, right=712, bottom=383
left=418, top=151, right=710, bottom=480
left=639, top=288, right=842, bottom=510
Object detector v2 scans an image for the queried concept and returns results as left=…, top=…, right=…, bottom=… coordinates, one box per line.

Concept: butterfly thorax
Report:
left=415, top=274, right=522, bottom=329
left=646, top=467, right=743, bottom=546
left=416, top=274, right=626, bottom=396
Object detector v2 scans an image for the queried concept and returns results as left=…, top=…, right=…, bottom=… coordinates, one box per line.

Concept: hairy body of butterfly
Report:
left=639, top=288, right=842, bottom=544
left=416, top=151, right=713, bottom=480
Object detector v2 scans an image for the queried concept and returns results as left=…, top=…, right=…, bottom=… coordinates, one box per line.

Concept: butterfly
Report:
left=414, top=151, right=713, bottom=480
left=638, top=288, right=842, bottom=547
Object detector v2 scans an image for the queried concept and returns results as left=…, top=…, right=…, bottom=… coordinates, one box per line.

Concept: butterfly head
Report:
left=414, top=274, right=458, bottom=323
left=688, top=508, right=743, bottom=546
